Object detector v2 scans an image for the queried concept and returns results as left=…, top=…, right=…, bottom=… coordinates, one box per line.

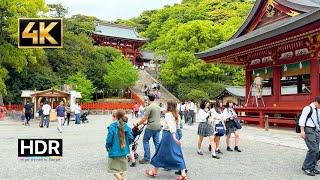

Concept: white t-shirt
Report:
left=42, top=104, right=51, bottom=115
left=210, top=108, right=224, bottom=123
left=223, top=108, right=237, bottom=121
left=198, top=109, right=209, bottom=123
left=189, top=102, right=196, bottom=111
left=164, top=112, right=180, bottom=133
left=75, top=105, right=81, bottom=114
left=180, top=104, right=186, bottom=112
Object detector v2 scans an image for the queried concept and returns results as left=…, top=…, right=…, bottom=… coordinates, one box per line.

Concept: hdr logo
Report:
left=18, top=18, right=63, bottom=48
left=18, top=139, right=63, bottom=157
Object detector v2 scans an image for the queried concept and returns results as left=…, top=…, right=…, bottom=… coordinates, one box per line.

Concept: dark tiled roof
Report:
left=91, top=24, right=146, bottom=41
left=195, top=8, right=320, bottom=59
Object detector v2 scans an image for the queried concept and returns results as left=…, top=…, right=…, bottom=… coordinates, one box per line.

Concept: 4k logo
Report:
left=18, top=18, right=63, bottom=48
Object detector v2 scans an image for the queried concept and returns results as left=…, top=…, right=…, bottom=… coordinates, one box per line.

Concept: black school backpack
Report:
left=296, top=106, right=313, bottom=133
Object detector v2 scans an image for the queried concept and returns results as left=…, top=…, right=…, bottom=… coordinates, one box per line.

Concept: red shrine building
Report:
left=90, top=23, right=147, bottom=65
left=196, top=0, right=320, bottom=128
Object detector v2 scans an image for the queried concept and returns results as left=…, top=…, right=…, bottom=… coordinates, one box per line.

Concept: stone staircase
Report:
left=132, top=70, right=179, bottom=104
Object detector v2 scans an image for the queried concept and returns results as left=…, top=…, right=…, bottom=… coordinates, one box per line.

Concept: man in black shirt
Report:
left=24, top=102, right=33, bottom=126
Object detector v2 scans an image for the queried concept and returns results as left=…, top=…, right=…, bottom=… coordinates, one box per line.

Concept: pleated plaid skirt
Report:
left=197, top=122, right=214, bottom=137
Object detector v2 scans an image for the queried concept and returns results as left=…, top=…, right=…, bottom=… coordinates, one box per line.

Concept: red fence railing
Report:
left=80, top=102, right=135, bottom=110
left=5, top=104, right=23, bottom=111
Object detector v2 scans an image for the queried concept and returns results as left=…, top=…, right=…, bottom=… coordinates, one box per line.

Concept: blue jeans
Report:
left=143, top=128, right=160, bottom=161
left=75, top=113, right=80, bottom=124
left=43, top=115, right=49, bottom=127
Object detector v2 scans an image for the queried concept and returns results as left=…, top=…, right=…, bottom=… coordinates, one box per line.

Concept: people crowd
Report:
left=105, top=95, right=245, bottom=179
left=20, top=100, right=84, bottom=133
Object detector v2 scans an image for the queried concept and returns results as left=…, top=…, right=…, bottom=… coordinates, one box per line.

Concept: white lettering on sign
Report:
left=295, top=48, right=309, bottom=56
left=261, top=56, right=272, bottom=63
left=280, top=51, right=293, bottom=59
left=250, top=59, right=261, bottom=65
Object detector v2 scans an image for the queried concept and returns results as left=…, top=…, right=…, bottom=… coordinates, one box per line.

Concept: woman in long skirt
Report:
left=145, top=101, right=188, bottom=180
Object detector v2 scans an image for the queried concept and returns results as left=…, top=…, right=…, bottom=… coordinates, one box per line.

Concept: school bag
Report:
left=295, top=106, right=313, bottom=133
left=215, top=121, right=225, bottom=136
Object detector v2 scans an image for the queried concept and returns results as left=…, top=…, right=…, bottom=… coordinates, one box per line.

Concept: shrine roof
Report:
left=195, top=8, right=320, bottom=59
left=91, top=23, right=146, bottom=41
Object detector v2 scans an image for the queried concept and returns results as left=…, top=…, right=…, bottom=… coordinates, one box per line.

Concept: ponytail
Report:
left=116, top=110, right=126, bottom=149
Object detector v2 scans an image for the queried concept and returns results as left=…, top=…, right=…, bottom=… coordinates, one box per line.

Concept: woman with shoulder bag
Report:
left=197, top=100, right=220, bottom=159
left=209, top=100, right=226, bottom=155
left=223, top=100, right=242, bottom=152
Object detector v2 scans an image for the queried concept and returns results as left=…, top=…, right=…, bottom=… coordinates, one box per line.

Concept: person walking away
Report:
left=24, top=102, right=33, bottom=126
left=188, top=100, right=196, bottom=126
left=299, top=96, right=320, bottom=176
left=42, top=101, right=51, bottom=128
left=197, top=100, right=220, bottom=159
left=185, top=101, right=190, bottom=124
left=209, top=100, right=226, bottom=155
left=56, top=101, right=66, bottom=133
left=136, top=94, right=161, bottom=164
left=105, top=110, right=134, bottom=180
left=145, top=101, right=187, bottom=180
left=75, top=102, right=81, bottom=124
left=180, top=102, right=186, bottom=124
left=64, top=104, right=71, bottom=126
left=223, top=100, right=242, bottom=152
left=38, top=103, right=44, bottom=127
left=133, top=102, right=139, bottom=119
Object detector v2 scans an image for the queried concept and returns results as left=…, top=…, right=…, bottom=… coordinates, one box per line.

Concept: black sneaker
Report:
left=138, top=159, right=150, bottom=164
left=313, top=169, right=320, bottom=174
left=303, top=169, right=315, bottom=176
left=212, top=155, right=220, bottom=159
left=130, top=162, right=136, bottom=167
left=216, top=149, right=223, bottom=155
left=227, top=147, right=233, bottom=152
left=175, top=170, right=188, bottom=175
left=234, top=146, right=242, bottom=152
left=197, top=151, right=204, bottom=155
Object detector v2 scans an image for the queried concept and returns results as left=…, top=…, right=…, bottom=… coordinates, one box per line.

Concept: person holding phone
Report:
left=223, top=100, right=241, bottom=152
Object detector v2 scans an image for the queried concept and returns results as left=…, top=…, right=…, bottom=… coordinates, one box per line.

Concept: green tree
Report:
left=0, top=0, right=47, bottom=98
left=104, top=58, right=138, bottom=90
left=66, top=72, right=95, bottom=102
left=48, top=3, right=68, bottom=18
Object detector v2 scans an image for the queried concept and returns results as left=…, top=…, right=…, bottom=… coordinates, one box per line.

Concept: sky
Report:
left=45, top=0, right=182, bottom=21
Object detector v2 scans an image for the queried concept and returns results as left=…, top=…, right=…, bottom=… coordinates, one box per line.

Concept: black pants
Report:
left=302, top=127, right=320, bottom=170
left=25, top=113, right=32, bottom=124
left=188, top=110, right=195, bottom=125
left=64, top=113, right=71, bottom=125
left=134, top=111, right=138, bottom=118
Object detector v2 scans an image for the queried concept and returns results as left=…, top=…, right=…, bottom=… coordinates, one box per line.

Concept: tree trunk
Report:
left=0, top=93, right=3, bottom=105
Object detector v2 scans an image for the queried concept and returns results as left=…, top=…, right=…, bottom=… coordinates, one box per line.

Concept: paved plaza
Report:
left=0, top=115, right=317, bottom=179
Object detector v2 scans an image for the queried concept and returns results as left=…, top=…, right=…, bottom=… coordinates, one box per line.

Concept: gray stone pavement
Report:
left=0, top=115, right=318, bottom=179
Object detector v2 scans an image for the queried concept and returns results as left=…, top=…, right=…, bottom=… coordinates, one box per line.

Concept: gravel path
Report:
left=0, top=115, right=317, bottom=180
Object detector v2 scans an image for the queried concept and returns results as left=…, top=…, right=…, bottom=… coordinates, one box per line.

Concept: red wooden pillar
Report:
left=272, top=65, right=281, bottom=105
left=310, top=57, right=320, bottom=100
left=133, top=43, right=136, bottom=65
left=245, top=68, right=252, bottom=106
left=259, top=110, right=265, bottom=128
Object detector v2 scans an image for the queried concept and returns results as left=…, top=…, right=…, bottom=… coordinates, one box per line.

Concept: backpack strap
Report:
left=305, top=105, right=314, bottom=127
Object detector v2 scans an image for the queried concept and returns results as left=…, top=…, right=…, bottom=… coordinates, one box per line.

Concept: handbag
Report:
left=215, top=121, right=225, bottom=136
left=233, top=118, right=242, bottom=129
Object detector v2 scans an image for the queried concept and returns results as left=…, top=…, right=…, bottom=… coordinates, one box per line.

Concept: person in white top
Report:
left=74, top=102, right=81, bottom=124
left=145, top=101, right=187, bottom=179
left=223, top=100, right=241, bottom=152
left=188, top=100, right=196, bottom=125
left=209, top=100, right=226, bottom=154
left=197, top=100, right=220, bottom=159
left=42, top=101, right=51, bottom=128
